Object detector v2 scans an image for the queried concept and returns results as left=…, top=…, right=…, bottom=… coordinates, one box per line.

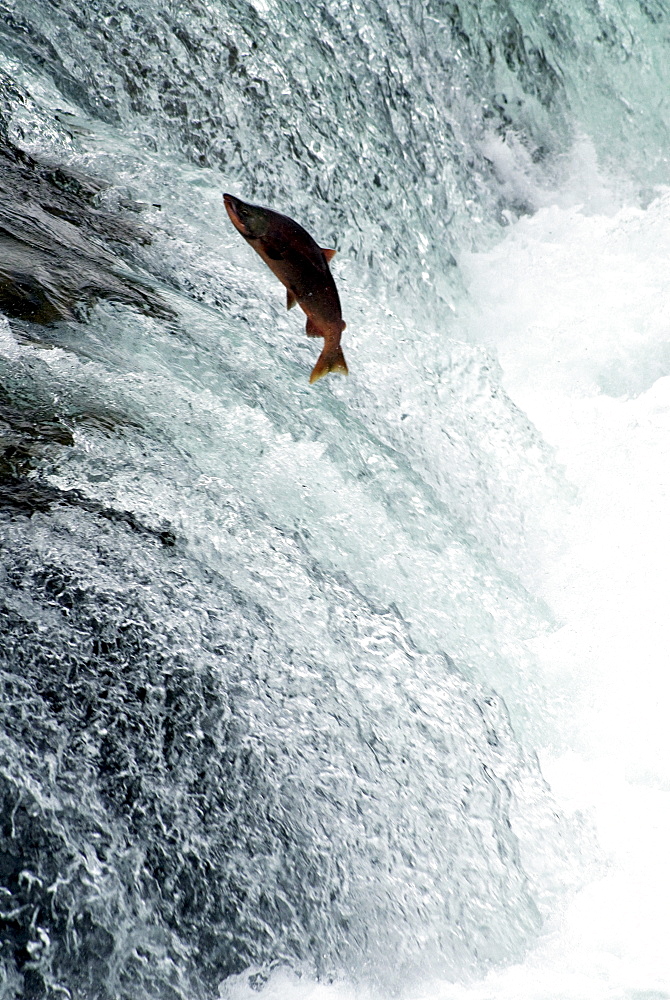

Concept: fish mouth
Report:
left=223, top=193, right=250, bottom=237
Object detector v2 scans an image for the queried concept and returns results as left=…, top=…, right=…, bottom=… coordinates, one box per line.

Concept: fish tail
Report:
left=309, top=343, right=349, bottom=383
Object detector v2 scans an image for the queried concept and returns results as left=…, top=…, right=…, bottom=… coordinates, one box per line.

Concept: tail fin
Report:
left=309, top=342, right=349, bottom=383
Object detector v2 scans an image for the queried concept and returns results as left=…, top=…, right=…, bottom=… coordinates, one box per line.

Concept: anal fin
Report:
left=321, top=248, right=336, bottom=263
left=287, top=288, right=298, bottom=310
left=306, top=318, right=322, bottom=337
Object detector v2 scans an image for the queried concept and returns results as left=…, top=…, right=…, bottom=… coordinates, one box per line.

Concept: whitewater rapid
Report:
left=457, top=179, right=670, bottom=998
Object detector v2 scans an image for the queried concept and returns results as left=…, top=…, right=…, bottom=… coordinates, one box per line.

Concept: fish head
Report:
left=223, top=194, right=270, bottom=240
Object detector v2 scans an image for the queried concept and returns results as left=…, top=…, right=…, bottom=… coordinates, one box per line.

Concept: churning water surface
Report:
left=0, top=1, right=669, bottom=999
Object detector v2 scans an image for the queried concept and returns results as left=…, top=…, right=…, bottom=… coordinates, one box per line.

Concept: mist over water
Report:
left=0, top=1, right=669, bottom=998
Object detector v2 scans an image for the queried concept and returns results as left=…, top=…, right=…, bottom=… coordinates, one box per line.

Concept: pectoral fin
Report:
left=287, top=289, right=298, bottom=310
left=321, top=248, right=336, bottom=263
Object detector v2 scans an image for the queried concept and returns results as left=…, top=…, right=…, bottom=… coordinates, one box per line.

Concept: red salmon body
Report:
left=223, top=193, right=348, bottom=383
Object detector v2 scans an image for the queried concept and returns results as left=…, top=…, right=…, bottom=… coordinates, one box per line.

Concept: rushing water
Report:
left=0, top=2, right=669, bottom=999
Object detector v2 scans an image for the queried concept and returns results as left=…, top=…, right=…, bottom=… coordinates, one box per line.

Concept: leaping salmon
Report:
left=223, top=193, right=348, bottom=383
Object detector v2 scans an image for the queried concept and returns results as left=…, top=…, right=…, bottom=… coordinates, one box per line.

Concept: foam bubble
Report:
left=453, top=179, right=670, bottom=997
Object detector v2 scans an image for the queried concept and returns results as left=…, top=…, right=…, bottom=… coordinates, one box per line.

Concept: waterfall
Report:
left=1, top=2, right=668, bottom=998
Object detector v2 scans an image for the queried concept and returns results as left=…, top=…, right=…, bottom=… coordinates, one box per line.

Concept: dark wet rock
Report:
left=0, top=386, right=75, bottom=462
left=0, top=472, right=177, bottom=547
left=0, top=104, right=172, bottom=324
left=0, top=387, right=176, bottom=549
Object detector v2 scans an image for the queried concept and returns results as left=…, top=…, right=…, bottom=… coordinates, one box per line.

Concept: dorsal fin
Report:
left=321, top=248, right=336, bottom=263
left=287, top=288, right=297, bottom=311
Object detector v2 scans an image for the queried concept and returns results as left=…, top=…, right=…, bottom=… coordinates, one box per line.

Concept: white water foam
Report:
left=445, top=181, right=670, bottom=997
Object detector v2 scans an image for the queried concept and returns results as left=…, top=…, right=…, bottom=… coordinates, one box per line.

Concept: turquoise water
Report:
left=0, top=2, right=668, bottom=997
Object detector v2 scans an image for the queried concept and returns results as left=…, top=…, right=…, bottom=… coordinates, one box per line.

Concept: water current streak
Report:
left=2, top=0, right=665, bottom=997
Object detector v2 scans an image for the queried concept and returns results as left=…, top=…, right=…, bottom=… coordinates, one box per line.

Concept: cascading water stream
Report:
left=0, top=2, right=668, bottom=999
